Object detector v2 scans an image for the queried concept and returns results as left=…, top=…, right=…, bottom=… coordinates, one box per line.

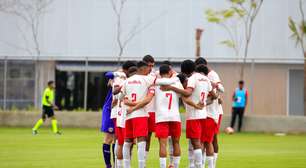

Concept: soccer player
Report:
left=195, top=57, right=224, bottom=168
left=162, top=60, right=217, bottom=168
left=104, top=61, right=136, bottom=168
left=120, top=61, right=154, bottom=168
left=155, top=65, right=206, bottom=168
left=142, top=55, right=156, bottom=161
left=121, top=61, right=177, bottom=168
left=32, top=81, right=61, bottom=135
left=195, top=64, right=219, bottom=168
left=129, top=64, right=203, bottom=168
left=143, top=64, right=184, bottom=168
left=115, top=66, right=138, bottom=168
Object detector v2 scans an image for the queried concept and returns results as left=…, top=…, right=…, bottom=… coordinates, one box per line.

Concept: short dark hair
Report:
left=122, top=60, right=136, bottom=70
left=195, top=64, right=209, bottom=75
left=162, top=60, right=172, bottom=66
left=142, top=55, right=155, bottom=63
left=127, top=66, right=137, bottom=77
left=181, top=60, right=195, bottom=76
left=239, top=80, right=244, bottom=85
left=137, top=61, right=148, bottom=68
left=176, top=73, right=187, bottom=85
left=48, top=80, right=54, bottom=86
left=159, top=64, right=171, bottom=75
left=195, top=57, right=207, bottom=66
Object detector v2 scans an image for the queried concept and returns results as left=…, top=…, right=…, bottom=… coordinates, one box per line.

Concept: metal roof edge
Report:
left=0, top=55, right=304, bottom=64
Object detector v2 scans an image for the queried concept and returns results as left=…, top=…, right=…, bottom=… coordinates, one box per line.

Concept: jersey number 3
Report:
left=131, top=93, right=137, bottom=102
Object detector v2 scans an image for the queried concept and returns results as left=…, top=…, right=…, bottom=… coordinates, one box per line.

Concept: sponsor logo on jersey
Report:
left=128, top=80, right=142, bottom=85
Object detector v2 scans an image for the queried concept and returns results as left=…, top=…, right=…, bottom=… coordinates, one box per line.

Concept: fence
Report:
left=0, top=56, right=304, bottom=116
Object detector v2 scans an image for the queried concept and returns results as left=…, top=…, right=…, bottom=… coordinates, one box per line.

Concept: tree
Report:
left=289, top=0, right=306, bottom=56
left=0, top=0, right=53, bottom=56
left=0, top=0, right=54, bottom=108
left=206, top=0, right=263, bottom=79
left=110, top=0, right=166, bottom=62
left=288, top=0, right=306, bottom=115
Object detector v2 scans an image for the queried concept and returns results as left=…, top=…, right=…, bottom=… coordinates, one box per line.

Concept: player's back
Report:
left=207, top=70, right=224, bottom=119
left=185, top=72, right=212, bottom=120
left=154, top=79, right=182, bottom=123
left=122, top=74, right=151, bottom=120
left=208, top=70, right=221, bottom=83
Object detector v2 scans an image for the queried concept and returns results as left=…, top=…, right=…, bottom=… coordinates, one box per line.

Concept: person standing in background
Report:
left=32, top=81, right=61, bottom=135
left=230, top=80, right=248, bottom=132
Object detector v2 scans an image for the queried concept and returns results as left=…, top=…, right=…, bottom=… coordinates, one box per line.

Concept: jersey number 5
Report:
left=166, top=93, right=173, bottom=110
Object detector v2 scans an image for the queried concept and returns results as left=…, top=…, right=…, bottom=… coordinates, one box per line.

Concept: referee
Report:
left=32, top=81, right=61, bottom=135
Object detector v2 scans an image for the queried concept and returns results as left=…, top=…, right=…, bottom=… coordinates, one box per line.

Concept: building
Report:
left=0, top=0, right=304, bottom=116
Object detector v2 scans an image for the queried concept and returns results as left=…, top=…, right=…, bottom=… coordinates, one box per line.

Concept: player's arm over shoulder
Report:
left=127, top=90, right=155, bottom=114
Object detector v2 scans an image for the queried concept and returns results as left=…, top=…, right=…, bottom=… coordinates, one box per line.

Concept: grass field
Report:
left=0, top=127, right=306, bottom=168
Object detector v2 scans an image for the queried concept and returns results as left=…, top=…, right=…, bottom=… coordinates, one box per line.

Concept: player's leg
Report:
left=238, top=108, right=245, bottom=132
left=212, top=135, right=218, bottom=168
left=32, top=108, right=46, bottom=134
left=186, top=120, right=202, bottom=168
left=145, top=112, right=155, bottom=161
left=213, top=114, right=222, bottom=168
left=168, top=136, right=174, bottom=167
left=123, top=138, right=133, bottom=168
left=202, top=143, right=206, bottom=166
left=203, top=118, right=217, bottom=168
left=145, top=132, right=152, bottom=161
left=170, top=122, right=181, bottom=168
left=155, top=122, right=170, bottom=168
left=116, top=142, right=123, bottom=168
left=188, top=140, right=195, bottom=168
left=123, top=119, right=133, bottom=168
left=112, top=119, right=117, bottom=166
left=137, top=136, right=147, bottom=168
left=204, top=142, right=214, bottom=168
left=116, top=127, right=125, bottom=168
left=103, top=132, right=114, bottom=168
left=135, top=117, right=149, bottom=168
left=190, top=138, right=203, bottom=168
left=230, top=107, right=238, bottom=129
left=189, top=120, right=203, bottom=168
left=159, top=138, right=168, bottom=168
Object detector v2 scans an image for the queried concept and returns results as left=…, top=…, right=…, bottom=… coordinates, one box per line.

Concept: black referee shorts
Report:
left=42, top=105, right=54, bottom=119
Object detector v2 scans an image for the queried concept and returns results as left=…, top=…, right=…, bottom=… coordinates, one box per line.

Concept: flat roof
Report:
left=0, top=55, right=304, bottom=65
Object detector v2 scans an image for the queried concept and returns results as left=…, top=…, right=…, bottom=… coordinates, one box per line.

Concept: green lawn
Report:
left=0, top=127, right=306, bottom=168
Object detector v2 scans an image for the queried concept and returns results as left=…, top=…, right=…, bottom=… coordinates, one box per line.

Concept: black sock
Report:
left=102, top=143, right=111, bottom=167
left=112, top=143, right=115, bottom=164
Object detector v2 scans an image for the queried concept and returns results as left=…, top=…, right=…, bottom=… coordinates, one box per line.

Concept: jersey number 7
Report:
left=166, top=93, right=173, bottom=110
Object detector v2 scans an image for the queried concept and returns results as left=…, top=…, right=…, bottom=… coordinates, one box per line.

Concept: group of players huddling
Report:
left=101, top=55, right=224, bottom=168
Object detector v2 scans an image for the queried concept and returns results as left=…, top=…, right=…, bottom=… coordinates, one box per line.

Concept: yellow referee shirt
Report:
left=42, top=87, right=54, bottom=107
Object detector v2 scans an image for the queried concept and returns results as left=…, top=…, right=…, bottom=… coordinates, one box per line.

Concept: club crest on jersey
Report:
left=108, top=127, right=114, bottom=133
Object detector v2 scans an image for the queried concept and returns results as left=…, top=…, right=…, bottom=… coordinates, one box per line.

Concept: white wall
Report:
left=0, top=0, right=304, bottom=60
